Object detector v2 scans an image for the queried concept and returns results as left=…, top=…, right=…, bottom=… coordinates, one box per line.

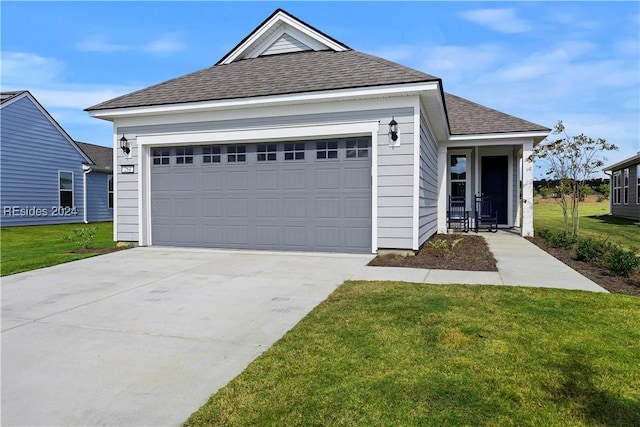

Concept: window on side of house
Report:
left=612, top=171, right=621, bottom=204
left=176, top=147, right=194, bottom=164
left=152, top=148, right=170, bottom=165
left=108, top=176, right=113, bottom=209
left=623, top=168, right=629, bottom=204
left=59, top=171, right=73, bottom=208
left=227, top=145, right=246, bottom=163
left=450, top=154, right=467, bottom=199
left=284, top=143, right=305, bottom=160
left=257, top=144, right=277, bottom=161
left=203, top=146, right=221, bottom=163
left=637, top=165, right=640, bottom=204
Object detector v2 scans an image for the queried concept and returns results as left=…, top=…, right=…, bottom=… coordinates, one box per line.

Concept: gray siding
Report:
left=376, top=112, right=415, bottom=250
left=418, top=110, right=438, bottom=246
left=86, top=172, right=113, bottom=222
left=611, top=163, right=640, bottom=220
left=117, top=107, right=416, bottom=249
left=0, top=96, right=86, bottom=226
left=262, top=33, right=311, bottom=56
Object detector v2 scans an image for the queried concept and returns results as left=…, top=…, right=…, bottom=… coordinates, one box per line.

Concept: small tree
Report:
left=529, top=121, right=617, bottom=237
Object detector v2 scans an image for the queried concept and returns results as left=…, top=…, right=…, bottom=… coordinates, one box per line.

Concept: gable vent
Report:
left=261, top=33, right=313, bottom=56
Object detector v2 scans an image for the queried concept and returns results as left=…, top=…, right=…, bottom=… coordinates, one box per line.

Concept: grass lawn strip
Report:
left=1, top=222, right=119, bottom=276
left=185, top=282, right=640, bottom=426
left=533, top=198, right=640, bottom=250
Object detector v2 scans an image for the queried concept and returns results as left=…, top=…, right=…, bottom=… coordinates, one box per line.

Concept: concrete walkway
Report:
left=350, top=229, right=607, bottom=293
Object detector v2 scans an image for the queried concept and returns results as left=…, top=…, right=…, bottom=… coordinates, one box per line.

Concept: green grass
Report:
left=534, top=200, right=640, bottom=249
left=1, top=222, right=116, bottom=276
left=186, top=282, right=640, bottom=426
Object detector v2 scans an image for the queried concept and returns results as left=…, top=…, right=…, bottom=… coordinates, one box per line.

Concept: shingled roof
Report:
left=444, top=93, right=549, bottom=135
left=75, top=141, right=113, bottom=170
left=86, top=50, right=439, bottom=111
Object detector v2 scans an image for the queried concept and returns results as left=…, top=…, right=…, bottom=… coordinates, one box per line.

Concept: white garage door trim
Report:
left=137, top=121, right=380, bottom=252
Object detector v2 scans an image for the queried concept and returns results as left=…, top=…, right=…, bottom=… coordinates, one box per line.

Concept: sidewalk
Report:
left=350, top=230, right=607, bottom=293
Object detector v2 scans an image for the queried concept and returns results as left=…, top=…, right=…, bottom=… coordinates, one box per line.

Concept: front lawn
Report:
left=534, top=199, right=640, bottom=249
left=186, top=282, right=640, bottom=426
left=1, top=222, right=118, bottom=276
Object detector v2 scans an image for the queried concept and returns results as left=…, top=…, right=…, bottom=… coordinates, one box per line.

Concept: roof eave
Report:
left=603, top=153, right=640, bottom=171
left=88, top=81, right=441, bottom=120
left=449, top=130, right=550, bottom=145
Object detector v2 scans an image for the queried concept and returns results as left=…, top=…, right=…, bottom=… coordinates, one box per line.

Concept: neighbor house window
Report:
left=176, top=147, right=194, bottom=164
left=450, top=154, right=467, bottom=198
left=108, top=176, right=114, bottom=209
left=227, top=145, right=246, bottom=163
left=59, top=171, right=73, bottom=208
left=346, top=138, right=369, bottom=158
left=612, top=171, right=621, bottom=204
left=623, top=168, right=629, bottom=204
left=202, top=146, right=221, bottom=163
left=152, top=148, right=170, bottom=165
left=284, top=143, right=305, bottom=160
left=257, top=144, right=277, bottom=161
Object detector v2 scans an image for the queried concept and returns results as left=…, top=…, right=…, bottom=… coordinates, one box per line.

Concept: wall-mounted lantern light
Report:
left=388, top=117, right=399, bottom=146
left=120, top=134, right=131, bottom=155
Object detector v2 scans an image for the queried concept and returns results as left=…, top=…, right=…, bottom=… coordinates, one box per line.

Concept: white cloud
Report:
left=76, top=33, right=186, bottom=54
left=459, top=8, right=532, bottom=34
left=76, top=37, right=126, bottom=53
left=1, top=52, right=65, bottom=85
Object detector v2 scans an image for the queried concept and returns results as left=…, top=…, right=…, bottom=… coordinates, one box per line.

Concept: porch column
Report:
left=437, top=145, right=448, bottom=233
left=521, top=141, right=534, bottom=236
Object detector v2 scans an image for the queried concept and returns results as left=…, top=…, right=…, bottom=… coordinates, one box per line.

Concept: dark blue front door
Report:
left=481, top=156, right=508, bottom=224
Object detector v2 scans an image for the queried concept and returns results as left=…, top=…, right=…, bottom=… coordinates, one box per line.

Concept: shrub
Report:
left=429, top=237, right=464, bottom=254
left=604, top=245, right=640, bottom=277
left=546, top=230, right=576, bottom=250
left=575, top=237, right=605, bottom=263
left=63, top=227, right=97, bottom=250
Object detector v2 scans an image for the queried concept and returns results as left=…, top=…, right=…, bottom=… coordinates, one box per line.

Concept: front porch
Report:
left=437, top=142, right=535, bottom=237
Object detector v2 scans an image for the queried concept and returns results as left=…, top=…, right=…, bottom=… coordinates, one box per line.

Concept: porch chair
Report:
left=474, top=195, right=498, bottom=232
left=447, top=195, right=469, bottom=232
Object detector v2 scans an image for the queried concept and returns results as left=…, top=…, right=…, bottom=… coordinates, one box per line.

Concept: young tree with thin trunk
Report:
left=529, top=121, right=617, bottom=237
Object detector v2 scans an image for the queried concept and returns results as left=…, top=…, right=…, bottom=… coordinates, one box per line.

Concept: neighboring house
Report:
left=86, top=9, right=549, bottom=254
left=604, top=153, right=640, bottom=222
left=1, top=90, right=113, bottom=227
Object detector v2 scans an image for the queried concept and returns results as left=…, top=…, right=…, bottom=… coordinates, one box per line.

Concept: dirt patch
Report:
left=527, top=236, right=640, bottom=297
left=369, top=234, right=498, bottom=271
left=69, top=246, right=131, bottom=255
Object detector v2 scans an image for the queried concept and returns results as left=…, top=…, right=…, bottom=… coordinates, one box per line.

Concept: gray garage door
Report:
left=150, top=137, right=371, bottom=253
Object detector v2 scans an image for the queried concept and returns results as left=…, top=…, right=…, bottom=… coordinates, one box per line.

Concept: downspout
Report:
left=82, top=164, right=91, bottom=224
left=603, top=171, right=612, bottom=215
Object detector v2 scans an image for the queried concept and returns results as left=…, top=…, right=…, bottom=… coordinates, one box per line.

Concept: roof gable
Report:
left=217, top=8, right=350, bottom=65
left=2, top=90, right=93, bottom=163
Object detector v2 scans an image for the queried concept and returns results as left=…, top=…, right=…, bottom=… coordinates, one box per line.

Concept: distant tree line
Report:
left=534, top=177, right=610, bottom=200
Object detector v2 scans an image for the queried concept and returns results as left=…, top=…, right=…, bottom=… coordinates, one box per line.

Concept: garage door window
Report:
left=153, top=149, right=170, bottom=165
left=346, top=138, right=368, bottom=158
left=316, top=141, right=338, bottom=159
left=284, top=143, right=305, bottom=160
left=176, top=148, right=194, bottom=164
left=257, top=144, right=277, bottom=162
left=203, top=146, right=221, bottom=163
left=227, top=145, right=246, bottom=163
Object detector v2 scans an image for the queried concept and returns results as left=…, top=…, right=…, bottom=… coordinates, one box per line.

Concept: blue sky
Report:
left=2, top=1, right=639, bottom=170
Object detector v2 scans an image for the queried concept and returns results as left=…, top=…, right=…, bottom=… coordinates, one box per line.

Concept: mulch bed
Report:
left=369, top=234, right=498, bottom=271
left=69, top=246, right=130, bottom=255
left=526, top=237, right=640, bottom=297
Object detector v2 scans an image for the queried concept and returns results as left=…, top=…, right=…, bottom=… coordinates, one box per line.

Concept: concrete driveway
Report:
left=1, top=247, right=373, bottom=427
